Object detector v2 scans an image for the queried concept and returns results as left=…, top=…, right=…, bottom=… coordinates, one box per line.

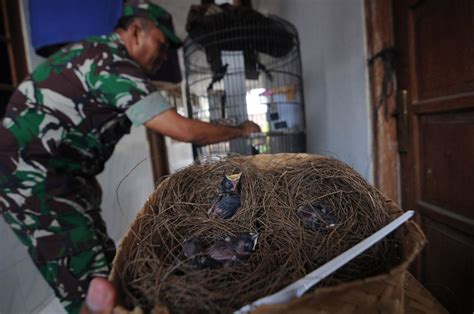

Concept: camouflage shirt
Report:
left=0, top=33, right=172, bottom=209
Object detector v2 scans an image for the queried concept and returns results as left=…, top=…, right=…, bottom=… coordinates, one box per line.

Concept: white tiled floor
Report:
left=38, top=298, right=65, bottom=314
left=0, top=269, right=27, bottom=313
left=15, top=258, right=56, bottom=313
left=0, top=219, right=59, bottom=314
left=0, top=218, right=29, bottom=272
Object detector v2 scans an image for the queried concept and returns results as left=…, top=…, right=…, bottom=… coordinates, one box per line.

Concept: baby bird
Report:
left=208, top=193, right=241, bottom=219
left=296, top=203, right=338, bottom=231
left=221, top=173, right=242, bottom=194
left=183, top=238, right=204, bottom=259
left=207, top=233, right=259, bottom=266
left=183, top=238, right=219, bottom=269
left=233, top=233, right=259, bottom=255
left=208, top=172, right=243, bottom=219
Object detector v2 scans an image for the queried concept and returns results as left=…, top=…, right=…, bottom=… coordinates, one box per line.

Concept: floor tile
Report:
left=0, top=268, right=27, bottom=314
left=16, top=258, right=55, bottom=313
left=0, top=218, right=28, bottom=272
left=37, top=297, right=65, bottom=314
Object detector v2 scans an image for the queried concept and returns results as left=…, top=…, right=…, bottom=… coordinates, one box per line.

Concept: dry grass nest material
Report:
left=119, top=155, right=402, bottom=313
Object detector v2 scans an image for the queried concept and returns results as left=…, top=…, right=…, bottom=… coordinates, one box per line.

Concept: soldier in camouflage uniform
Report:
left=0, top=2, right=260, bottom=313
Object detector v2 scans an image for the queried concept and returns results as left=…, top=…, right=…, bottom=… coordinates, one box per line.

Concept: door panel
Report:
left=420, top=112, right=474, bottom=220
left=394, top=0, right=474, bottom=312
left=412, top=0, right=474, bottom=99
left=422, top=219, right=474, bottom=314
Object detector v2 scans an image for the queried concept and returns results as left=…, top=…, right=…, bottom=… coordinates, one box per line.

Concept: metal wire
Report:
left=184, top=12, right=306, bottom=160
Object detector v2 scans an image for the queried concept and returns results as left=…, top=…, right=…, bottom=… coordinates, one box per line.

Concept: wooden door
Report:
left=393, top=0, right=474, bottom=313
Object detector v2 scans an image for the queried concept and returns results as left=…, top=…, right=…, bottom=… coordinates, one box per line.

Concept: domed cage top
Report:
left=184, top=10, right=306, bottom=160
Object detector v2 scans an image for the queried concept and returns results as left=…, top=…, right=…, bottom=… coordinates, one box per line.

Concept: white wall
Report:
left=97, top=127, right=155, bottom=244
left=254, top=0, right=373, bottom=181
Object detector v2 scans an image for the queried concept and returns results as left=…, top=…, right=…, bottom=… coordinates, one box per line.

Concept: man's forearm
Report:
left=144, top=109, right=259, bottom=145
left=188, top=120, right=244, bottom=145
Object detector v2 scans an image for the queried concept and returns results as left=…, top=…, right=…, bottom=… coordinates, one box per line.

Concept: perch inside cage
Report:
left=184, top=6, right=306, bottom=160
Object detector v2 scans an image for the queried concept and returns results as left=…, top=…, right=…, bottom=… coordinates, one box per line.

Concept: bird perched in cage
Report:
left=207, top=233, right=259, bottom=266
left=257, top=60, right=273, bottom=81
left=207, top=63, right=229, bottom=91
left=296, top=203, right=338, bottom=231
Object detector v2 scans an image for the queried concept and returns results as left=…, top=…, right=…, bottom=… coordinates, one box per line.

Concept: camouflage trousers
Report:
left=0, top=176, right=116, bottom=314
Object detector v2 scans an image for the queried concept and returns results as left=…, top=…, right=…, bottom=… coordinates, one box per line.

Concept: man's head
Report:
left=116, top=2, right=182, bottom=74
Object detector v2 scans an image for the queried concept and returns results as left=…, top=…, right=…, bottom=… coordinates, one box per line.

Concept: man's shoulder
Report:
left=82, top=33, right=127, bottom=56
left=32, top=33, right=132, bottom=80
left=47, top=33, right=127, bottom=64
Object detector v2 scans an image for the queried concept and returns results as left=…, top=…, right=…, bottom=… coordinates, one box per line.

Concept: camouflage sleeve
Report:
left=87, top=58, right=172, bottom=125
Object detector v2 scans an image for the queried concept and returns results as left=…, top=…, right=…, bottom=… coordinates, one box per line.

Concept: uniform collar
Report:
left=109, top=32, right=124, bottom=44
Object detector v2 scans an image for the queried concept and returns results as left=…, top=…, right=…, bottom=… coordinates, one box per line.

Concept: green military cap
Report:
left=123, top=1, right=183, bottom=49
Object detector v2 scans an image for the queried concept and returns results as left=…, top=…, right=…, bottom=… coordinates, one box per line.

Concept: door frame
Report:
left=365, top=0, right=401, bottom=204
left=1, top=0, right=28, bottom=83
left=364, top=0, right=422, bottom=275
left=364, top=0, right=473, bottom=283
left=0, top=0, right=28, bottom=118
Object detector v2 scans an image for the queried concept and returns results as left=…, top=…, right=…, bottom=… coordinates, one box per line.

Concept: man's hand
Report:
left=239, top=121, right=261, bottom=137
left=80, top=277, right=116, bottom=314
left=146, top=109, right=262, bottom=145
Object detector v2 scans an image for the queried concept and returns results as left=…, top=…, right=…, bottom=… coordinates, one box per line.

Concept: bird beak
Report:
left=250, top=233, right=259, bottom=250
left=226, top=173, right=242, bottom=183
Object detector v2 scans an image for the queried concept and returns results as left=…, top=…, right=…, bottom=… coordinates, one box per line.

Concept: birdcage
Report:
left=184, top=7, right=306, bottom=160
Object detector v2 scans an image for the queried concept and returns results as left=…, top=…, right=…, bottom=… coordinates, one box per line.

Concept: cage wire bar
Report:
left=184, top=12, right=306, bottom=160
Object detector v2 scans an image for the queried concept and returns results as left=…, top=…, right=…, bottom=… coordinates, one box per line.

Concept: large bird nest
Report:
left=117, top=155, right=401, bottom=313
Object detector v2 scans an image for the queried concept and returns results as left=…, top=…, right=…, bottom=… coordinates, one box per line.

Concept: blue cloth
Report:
left=29, top=0, right=122, bottom=51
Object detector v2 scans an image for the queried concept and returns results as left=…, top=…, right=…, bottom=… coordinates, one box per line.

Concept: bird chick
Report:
left=183, top=238, right=220, bottom=269
left=296, top=204, right=338, bottom=231
left=207, top=233, right=259, bottom=266
left=208, top=173, right=242, bottom=218
left=233, top=233, right=259, bottom=254
left=183, top=238, right=204, bottom=259
left=221, top=172, right=242, bottom=194
left=208, top=193, right=241, bottom=219
left=207, top=236, right=238, bottom=265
